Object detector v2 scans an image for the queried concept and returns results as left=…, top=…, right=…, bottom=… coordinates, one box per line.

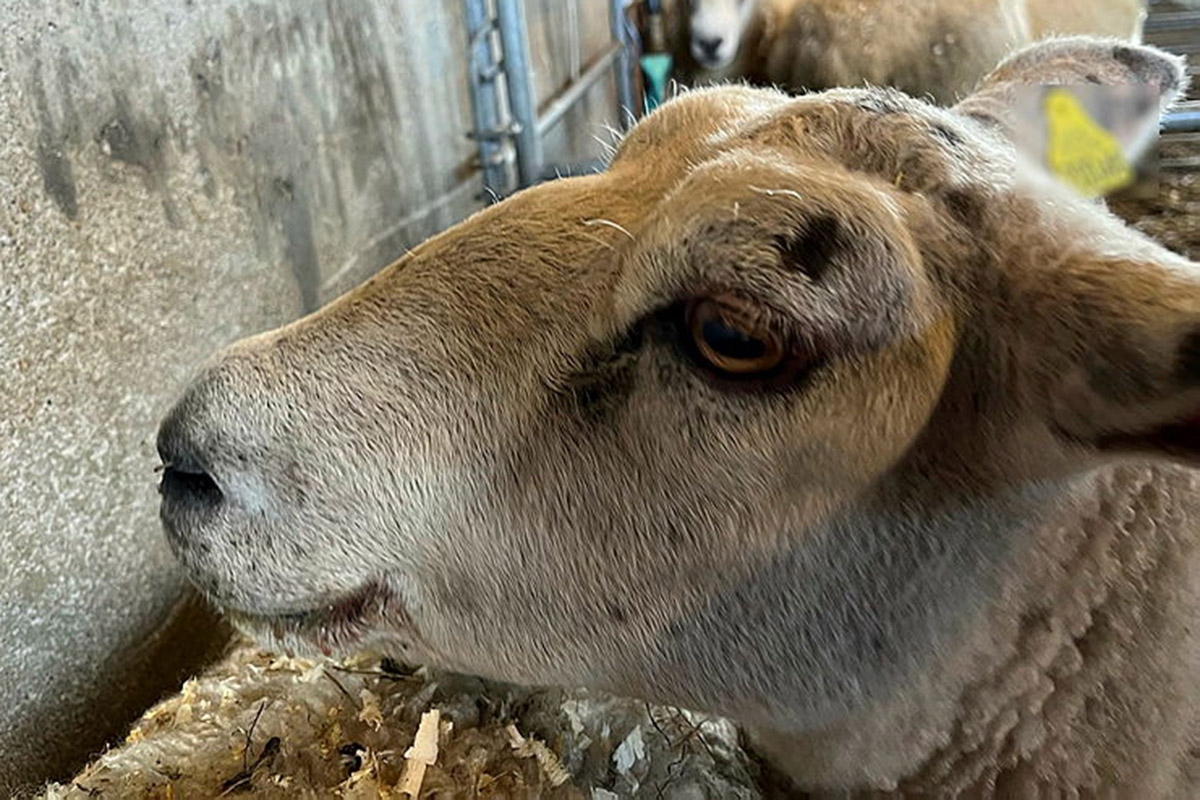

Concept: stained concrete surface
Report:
left=0, top=0, right=619, bottom=794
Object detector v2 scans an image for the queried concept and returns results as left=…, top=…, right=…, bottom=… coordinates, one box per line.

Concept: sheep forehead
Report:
left=442, top=85, right=996, bottom=325
left=624, top=85, right=983, bottom=188
left=689, top=0, right=753, bottom=17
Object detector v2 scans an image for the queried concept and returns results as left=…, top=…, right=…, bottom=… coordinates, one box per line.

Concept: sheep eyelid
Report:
left=653, top=301, right=825, bottom=394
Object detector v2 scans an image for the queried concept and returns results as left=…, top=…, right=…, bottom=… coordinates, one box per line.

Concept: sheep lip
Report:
left=693, top=51, right=733, bottom=70
left=274, top=586, right=376, bottom=627
left=226, top=579, right=394, bottom=654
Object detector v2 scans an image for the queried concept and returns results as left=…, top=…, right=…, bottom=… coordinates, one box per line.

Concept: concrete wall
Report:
left=0, top=0, right=620, bottom=794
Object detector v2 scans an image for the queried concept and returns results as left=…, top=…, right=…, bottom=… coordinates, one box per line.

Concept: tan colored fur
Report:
left=1028, top=0, right=1145, bottom=41
left=675, top=0, right=1145, bottom=104
left=157, top=39, right=1198, bottom=796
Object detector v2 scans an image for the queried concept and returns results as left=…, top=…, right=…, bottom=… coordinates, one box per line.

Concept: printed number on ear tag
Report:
left=1043, top=88, right=1135, bottom=198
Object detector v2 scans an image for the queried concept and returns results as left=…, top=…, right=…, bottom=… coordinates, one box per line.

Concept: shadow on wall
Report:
left=0, top=598, right=234, bottom=799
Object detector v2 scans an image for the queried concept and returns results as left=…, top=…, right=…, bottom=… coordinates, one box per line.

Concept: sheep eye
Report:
left=686, top=296, right=784, bottom=376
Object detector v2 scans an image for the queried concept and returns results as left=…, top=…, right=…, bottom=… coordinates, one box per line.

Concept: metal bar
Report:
left=1163, top=109, right=1200, bottom=133
left=1160, top=157, right=1200, bottom=169
left=609, top=0, right=636, bottom=130
left=468, top=123, right=521, bottom=141
left=536, top=44, right=622, bottom=137
left=495, top=0, right=544, bottom=188
left=1143, top=10, right=1200, bottom=32
left=1162, top=131, right=1200, bottom=144
left=1148, top=40, right=1200, bottom=55
left=463, top=0, right=510, bottom=200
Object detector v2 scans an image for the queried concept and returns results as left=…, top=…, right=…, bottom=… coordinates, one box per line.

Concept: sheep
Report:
left=674, top=0, right=1146, bottom=104
left=61, top=36, right=1199, bottom=797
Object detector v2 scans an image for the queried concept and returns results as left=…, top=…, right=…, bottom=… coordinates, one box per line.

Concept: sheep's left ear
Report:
left=953, top=37, right=1187, bottom=166
left=1038, top=255, right=1200, bottom=466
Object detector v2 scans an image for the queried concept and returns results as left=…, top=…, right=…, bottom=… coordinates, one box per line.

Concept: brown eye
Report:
left=686, top=296, right=785, bottom=376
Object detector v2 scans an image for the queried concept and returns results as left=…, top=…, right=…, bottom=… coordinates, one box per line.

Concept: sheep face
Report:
left=157, top=38, right=1193, bottom=761
left=686, top=0, right=758, bottom=68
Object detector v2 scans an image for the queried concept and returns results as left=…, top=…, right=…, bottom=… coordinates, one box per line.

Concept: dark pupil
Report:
left=702, top=319, right=766, bottom=361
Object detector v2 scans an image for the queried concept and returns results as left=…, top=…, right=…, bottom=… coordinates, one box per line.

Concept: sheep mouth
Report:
left=224, top=579, right=396, bottom=657
left=691, top=48, right=734, bottom=70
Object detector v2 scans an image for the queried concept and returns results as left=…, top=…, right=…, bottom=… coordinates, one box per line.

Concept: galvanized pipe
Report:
left=1163, top=109, right=1200, bottom=133
left=1143, top=9, right=1200, bottom=33
left=495, top=0, right=545, bottom=188
left=464, top=0, right=510, bottom=200
left=609, top=0, right=636, bottom=129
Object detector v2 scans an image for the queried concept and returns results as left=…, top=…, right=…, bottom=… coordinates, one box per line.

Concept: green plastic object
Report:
left=640, top=52, right=673, bottom=112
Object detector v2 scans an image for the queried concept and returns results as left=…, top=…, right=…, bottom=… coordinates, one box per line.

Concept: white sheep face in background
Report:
left=687, top=0, right=759, bottom=68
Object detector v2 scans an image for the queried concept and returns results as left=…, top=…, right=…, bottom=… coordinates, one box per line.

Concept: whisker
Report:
left=749, top=186, right=804, bottom=200
left=581, top=218, right=635, bottom=240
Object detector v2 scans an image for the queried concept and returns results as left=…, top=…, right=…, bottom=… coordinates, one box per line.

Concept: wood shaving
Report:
left=338, top=748, right=392, bottom=800
left=358, top=688, right=384, bottom=731
left=398, top=708, right=441, bottom=797
left=299, top=661, right=327, bottom=683
left=45, top=642, right=762, bottom=798
left=505, top=723, right=571, bottom=787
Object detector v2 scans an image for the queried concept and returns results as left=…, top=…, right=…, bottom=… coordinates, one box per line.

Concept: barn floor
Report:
left=1108, top=0, right=1200, bottom=256
left=1109, top=135, right=1200, bottom=260
left=40, top=639, right=763, bottom=799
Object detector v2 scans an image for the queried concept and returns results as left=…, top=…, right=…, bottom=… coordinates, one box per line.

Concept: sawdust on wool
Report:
left=39, top=638, right=762, bottom=798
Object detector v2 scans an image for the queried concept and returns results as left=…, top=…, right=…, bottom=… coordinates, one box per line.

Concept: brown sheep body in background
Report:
left=675, top=0, right=1146, bottom=103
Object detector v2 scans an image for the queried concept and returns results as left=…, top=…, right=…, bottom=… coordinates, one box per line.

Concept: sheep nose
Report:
left=157, top=410, right=224, bottom=516
left=697, top=37, right=724, bottom=58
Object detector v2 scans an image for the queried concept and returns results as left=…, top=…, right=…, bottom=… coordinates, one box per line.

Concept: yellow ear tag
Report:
left=1043, top=88, right=1134, bottom=197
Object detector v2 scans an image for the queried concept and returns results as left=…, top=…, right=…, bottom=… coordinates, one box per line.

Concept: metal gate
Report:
left=1146, top=0, right=1200, bottom=136
left=463, top=0, right=637, bottom=202
left=461, top=0, right=1199, bottom=202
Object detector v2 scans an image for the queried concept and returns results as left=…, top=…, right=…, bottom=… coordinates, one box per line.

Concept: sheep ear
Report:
left=953, top=38, right=1187, bottom=168
left=1041, top=255, right=1200, bottom=466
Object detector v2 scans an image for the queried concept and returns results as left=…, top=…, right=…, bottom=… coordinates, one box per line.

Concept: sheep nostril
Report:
left=698, top=37, right=724, bottom=58
left=160, top=464, right=224, bottom=508
left=157, top=410, right=224, bottom=511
